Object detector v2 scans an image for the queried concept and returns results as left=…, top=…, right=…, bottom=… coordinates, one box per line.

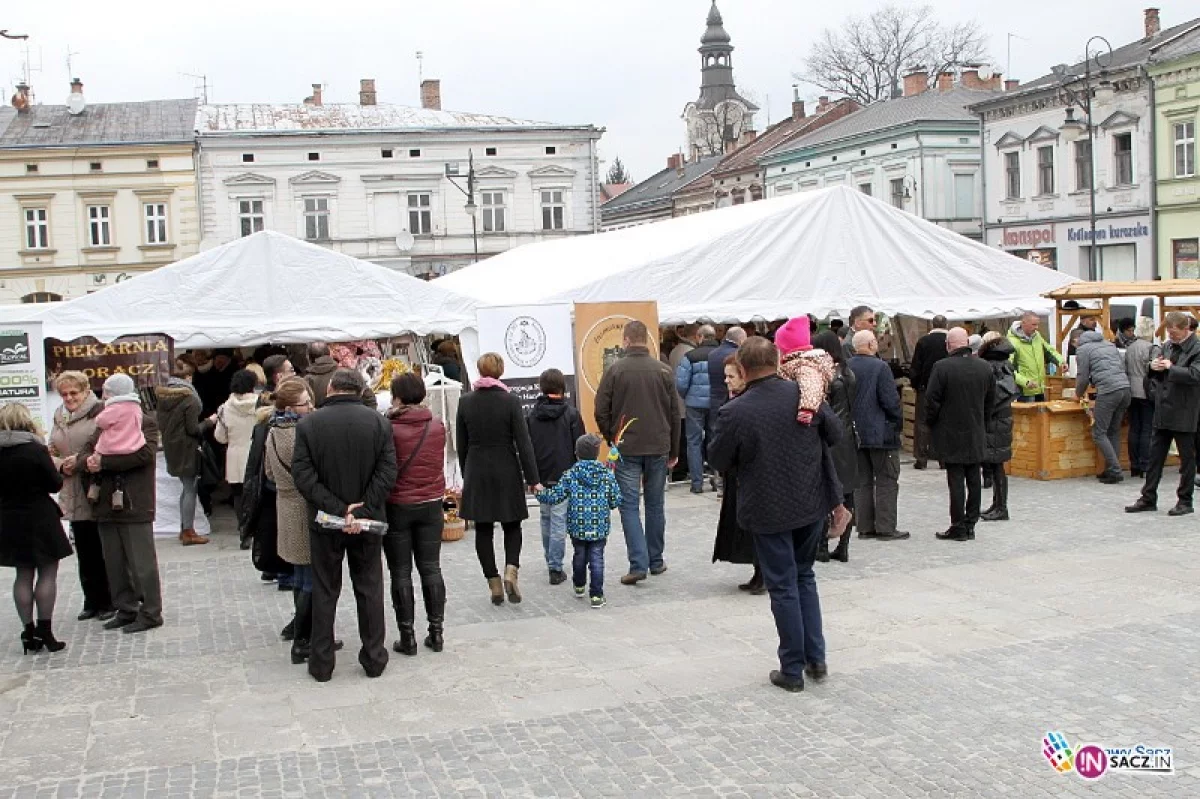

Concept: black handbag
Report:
left=197, top=439, right=223, bottom=489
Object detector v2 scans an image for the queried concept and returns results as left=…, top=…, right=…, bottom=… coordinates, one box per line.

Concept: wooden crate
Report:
left=901, top=385, right=916, bottom=455
left=1008, top=400, right=1165, bottom=480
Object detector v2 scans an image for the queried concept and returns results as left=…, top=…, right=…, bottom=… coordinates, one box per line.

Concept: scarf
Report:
left=105, top=392, right=142, bottom=405
left=473, top=377, right=509, bottom=392
left=270, top=409, right=302, bottom=427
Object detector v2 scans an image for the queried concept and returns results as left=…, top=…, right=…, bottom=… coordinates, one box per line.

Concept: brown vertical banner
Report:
left=573, top=301, right=660, bottom=438
left=45, top=335, right=175, bottom=398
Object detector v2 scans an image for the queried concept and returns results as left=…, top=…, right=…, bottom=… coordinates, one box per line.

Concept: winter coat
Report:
left=237, top=409, right=275, bottom=535
left=1075, top=331, right=1131, bottom=397
left=910, top=330, right=949, bottom=393
left=304, top=356, right=339, bottom=407
left=924, top=349, right=996, bottom=464
left=263, top=420, right=310, bottom=566
left=387, top=406, right=447, bottom=506
left=535, top=460, right=621, bottom=541
left=431, top=354, right=464, bottom=385
left=595, top=346, right=681, bottom=459
left=0, top=431, right=71, bottom=568
left=457, top=387, right=540, bottom=523
left=292, top=394, right=397, bottom=526
left=980, top=339, right=1018, bottom=464
left=155, top=378, right=202, bottom=478
left=848, top=355, right=902, bottom=450
left=1124, top=338, right=1159, bottom=401
left=1147, top=333, right=1200, bottom=433
left=707, top=339, right=739, bottom=409
left=676, top=339, right=718, bottom=410
left=1007, top=322, right=1062, bottom=398
left=79, top=413, right=159, bottom=524
left=49, top=393, right=101, bottom=522
left=826, top=362, right=860, bottom=492
left=215, top=393, right=261, bottom=484
left=708, top=376, right=843, bottom=534
left=667, top=341, right=695, bottom=418
left=193, top=362, right=234, bottom=419
left=526, top=396, right=585, bottom=486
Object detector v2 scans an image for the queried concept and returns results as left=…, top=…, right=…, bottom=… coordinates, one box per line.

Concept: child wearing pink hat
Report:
left=774, top=317, right=834, bottom=425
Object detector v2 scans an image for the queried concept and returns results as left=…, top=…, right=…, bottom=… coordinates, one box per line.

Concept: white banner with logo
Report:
left=0, top=321, right=48, bottom=429
left=475, top=304, right=575, bottom=412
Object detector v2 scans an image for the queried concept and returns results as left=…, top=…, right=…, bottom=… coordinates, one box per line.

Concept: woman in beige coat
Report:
left=48, top=372, right=114, bottom=621
left=215, top=369, right=261, bottom=519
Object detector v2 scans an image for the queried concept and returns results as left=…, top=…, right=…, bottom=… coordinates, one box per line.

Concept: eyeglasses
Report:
left=288, top=401, right=311, bottom=409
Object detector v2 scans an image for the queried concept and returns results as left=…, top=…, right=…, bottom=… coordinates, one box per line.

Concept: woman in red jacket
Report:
left=384, top=373, right=448, bottom=655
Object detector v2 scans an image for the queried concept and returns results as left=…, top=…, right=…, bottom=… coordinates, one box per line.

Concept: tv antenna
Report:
left=1006, top=33, right=1029, bottom=82
left=65, top=46, right=80, bottom=77
left=180, top=72, right=209, bottom=104
left=20, top=41, right=42, bottom=87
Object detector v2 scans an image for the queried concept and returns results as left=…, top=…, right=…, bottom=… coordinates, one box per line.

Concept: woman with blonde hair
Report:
left=0, top=402, right=73, bottom=653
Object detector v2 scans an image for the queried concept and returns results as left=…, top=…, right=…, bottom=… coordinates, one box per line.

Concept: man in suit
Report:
left=909, top=316, right=949, bottom=470
left=924, top=328, right=996, bottom=542
left=708, top=337, right=844, bottom=693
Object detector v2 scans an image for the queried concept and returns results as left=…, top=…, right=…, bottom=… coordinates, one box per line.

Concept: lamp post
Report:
left=445, top=149, right=479, bottom=264
left=1054, top=36, right=1114, bottom=282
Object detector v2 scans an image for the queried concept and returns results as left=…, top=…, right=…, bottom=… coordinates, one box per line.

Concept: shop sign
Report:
left=1066, top=222, right=1150, bottom=242
left=45, top=335, right=174, bottom=394
left=1001, top=225, right=1056, bottom=249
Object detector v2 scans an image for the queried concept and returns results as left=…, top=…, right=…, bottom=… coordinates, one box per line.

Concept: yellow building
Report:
left=0, top=85, right=198, bottom=304
left=1151, top=31, right=1200, bottom=278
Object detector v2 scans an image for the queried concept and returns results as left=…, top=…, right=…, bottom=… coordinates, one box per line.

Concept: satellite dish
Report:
left=67, top=91, right=86, bottom=115
left=395, top=231, right=415, bottom=252
left=977, top=64, right=995, bottom=81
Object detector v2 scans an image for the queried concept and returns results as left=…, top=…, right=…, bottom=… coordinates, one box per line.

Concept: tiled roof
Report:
left=601, top=155, right=722, bottom=214
left=197, top=103, right=589, bottom=134
left=771, top=89, right=996, bottom=157
left=1150, top=22, right=1200, bottom=63
left=713, top=100, right=857, bottom=176
left=0, top=100, right=197, bottom=148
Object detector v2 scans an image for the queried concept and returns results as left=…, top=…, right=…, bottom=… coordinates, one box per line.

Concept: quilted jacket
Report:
left=535, top=460, right=621, bottom=541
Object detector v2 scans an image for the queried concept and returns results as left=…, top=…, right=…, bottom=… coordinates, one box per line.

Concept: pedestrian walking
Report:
left=848, top=330, right=908, bottom=541
left=676, top=324, right=720, bottom=493
left=977, top=334, right=1018, bottom=521
left=526, top=368, right=585, bottom=585
left=155, top=358, right=210, bottom=546
left=1075, top=330, right=1132, bottom=484
left=910, top=316, right=949, bottom=470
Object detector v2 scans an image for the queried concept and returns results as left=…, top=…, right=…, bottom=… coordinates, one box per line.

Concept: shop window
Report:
left=1174, top=238, right=1199, bottom=279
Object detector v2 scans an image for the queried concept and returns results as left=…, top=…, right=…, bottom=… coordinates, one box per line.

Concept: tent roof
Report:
left=22, top=231, right=479, bottom=347
left=437, top=186, right=1076, bottom=323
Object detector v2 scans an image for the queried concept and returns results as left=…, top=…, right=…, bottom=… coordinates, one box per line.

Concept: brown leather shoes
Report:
left=180, top=529, right=210, bottom=546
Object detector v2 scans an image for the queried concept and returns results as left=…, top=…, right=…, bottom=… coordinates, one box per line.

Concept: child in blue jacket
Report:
left=535, top=434, right=621, bottom=608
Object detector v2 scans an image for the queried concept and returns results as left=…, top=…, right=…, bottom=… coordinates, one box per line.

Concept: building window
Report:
left=1004, top=151, right=1021, bottom=199
left=545, top=146, right=557, bottom=155
left=21, top=292, right=62, bottom=304
left=1174, top=238, right=1200, bottom=279
left=889, top=178, right=905, bottom=208
left=144, top=202, right=169, bottom=244
left=1037, top=146, right=1055, bottom=195
left=408, top=193, right=432, bottom=234
left=25, top=164, right=38, bottom=173
left=87, top=205, right=112, bottom=247
left=953, top=173, right=975, bottom=218
left=858, top=182, right=872, bottom=196
left=409, top=149, right=421, bottom=158
left=242, top=154, right=255, bottom=163
left=238, top=199, right=265, bottom=237
left=485, top=147, right=497, bottom=156
left=1074, top=140, right=1092, bottom=191
left=541, top=190, right=565, bottom=230
left=381, top=149, right=394, bottom=159
left=24, top=208, right=49, bottom=250
left=89, top=161, right=102, bottom=172
left=303, top=197, right=330, bottom=240
left=481, top=191, right=506, bottom=233
left=775, top=184, right=794, bottom=196
left=307, top=152, right=320, bottom=162
left=1174, top=122, right=1195, bottom=178
left=146, top=159, right=159, bottom=169
left=1113, top=133, right=1133, bottom=186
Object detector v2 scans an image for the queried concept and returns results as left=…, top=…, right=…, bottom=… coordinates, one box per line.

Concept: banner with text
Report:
left=45, top=335, right=175, bottom=399
left=0, top=321, right=48, bottom=426
left=475, top=304, right=575, bottom=413
left=572, top=301, right=660, bottom=441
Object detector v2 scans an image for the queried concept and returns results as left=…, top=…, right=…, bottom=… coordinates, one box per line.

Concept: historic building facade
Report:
left=1149, top=26, right=1200, bottom=278
left=682, top=2, right=758, bottom=161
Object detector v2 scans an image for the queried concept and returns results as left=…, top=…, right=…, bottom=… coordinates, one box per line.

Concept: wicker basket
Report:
left=442, top=517, right=466, bottom=542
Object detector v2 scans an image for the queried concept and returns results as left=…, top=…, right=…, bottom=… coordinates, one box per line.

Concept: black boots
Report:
left=831, top=531, right=851, bottom=562
left=392, top=582, right=418, bottom=656
left=281, top=588, right=300, bottom=641
left=21, top=622, right=41, bottom=654
left=290, top=591, right=313, bottom=664
left=423, top=580, right=446, bottom=653
left=35, top=620, right=66, bottom=653
left=392, top=580, right=446, bottom=655
left=980, top=469, right=1009, bottom=521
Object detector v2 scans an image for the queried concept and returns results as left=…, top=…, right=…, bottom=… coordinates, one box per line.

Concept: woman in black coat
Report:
left=814, top=331, right=859, bottom=563
left=0, top=403, right=72, bottom=654
left=457, top=353, right=541, bottom=605
left=979, top=335, right=1018, bottom=521
left=711, top=354, right=762, bottom=593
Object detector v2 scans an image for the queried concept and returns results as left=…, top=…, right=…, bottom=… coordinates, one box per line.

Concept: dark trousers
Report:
left=1141, top=429, right=1197, bottom=507
left=984, top=463, right=1008, bottom=512
left=571, top=538, right=606, bottom=598
left=1128, top=397, right=1154, bottom=472
left=913, top=391, right=932, bottom=463
left=98, top=522, right=162, bottom=625
left=383, top=501, right=446, bottom=632
left=753, top=520, right=826, bottom=680
left=475, top=521, right=522, bottom=579
left=71, top=521, right=112, bottom=612
left=945, top=463, right=982, bottom=533
left=853, top=449, right=899, bottom=534
left=308, top=528, right=388, bottom=680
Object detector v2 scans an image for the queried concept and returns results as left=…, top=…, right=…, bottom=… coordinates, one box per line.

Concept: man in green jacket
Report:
left=1007, top=312, right=1063, bottom=403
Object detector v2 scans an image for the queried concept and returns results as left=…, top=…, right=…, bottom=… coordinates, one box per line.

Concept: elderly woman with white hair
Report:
left=1124, top=317, right=1161, bottom=479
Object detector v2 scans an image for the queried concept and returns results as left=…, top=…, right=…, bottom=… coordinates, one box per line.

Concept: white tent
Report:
left=437, top=185, right=1076, bottom=322
left=19, top=231, right=479, bottom=347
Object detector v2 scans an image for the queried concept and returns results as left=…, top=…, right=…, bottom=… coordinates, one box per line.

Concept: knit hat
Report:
left=575, top=433, right=602, bottom=461
left=968, top=334, right=983, bottom=354
left=102, top=373, right=138, bottom=400
left=774, top=317, right=812, bottom=355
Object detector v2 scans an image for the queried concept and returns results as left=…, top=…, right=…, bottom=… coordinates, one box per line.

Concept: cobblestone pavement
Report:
left=1, top=464, right=1197, bottom=797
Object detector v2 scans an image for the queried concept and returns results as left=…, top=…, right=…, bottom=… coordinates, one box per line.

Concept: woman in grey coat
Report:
left=1075, top=330, right=1132, bottom=483
left=1123, top=319, right=1160, bottom=478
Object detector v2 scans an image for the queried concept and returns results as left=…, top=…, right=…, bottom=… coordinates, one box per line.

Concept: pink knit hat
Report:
left=775, top=317, right=812, bottom=355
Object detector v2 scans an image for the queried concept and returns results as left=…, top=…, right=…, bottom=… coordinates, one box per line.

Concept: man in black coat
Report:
left=909, top=316, right=949, bottom=470
left=1127, top=311, right=1200, bottom=517
left=708, top=337, right=844, bottom=693
left=293, top=369, right=397, bottom=682
left=924, top=328, right=995, bottom=542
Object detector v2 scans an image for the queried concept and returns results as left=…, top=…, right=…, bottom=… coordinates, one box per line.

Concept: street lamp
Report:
left=445, top=149, right=479, bottom=264
left=1055, top=36, right=1113, bottom=281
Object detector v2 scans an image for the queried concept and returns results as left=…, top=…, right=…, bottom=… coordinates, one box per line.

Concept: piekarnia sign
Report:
left=45, top=335, right=174, bottom=392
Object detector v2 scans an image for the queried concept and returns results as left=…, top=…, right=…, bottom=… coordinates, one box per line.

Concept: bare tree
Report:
left=796, top=5, right=988, bottom=105
left=688, top=97, right=751, bottom=158
left=605, top=155, right=632, bottom=185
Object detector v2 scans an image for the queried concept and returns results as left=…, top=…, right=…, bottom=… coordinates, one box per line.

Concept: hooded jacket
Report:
left=215, top=393, right=261, bottom=484
left=304, top=356, right=339, bottom=407
left=526, top=396, right=585, bottom=486
left=387, top=406, right=447, bottom=505
left=50, top=392, right=101, bottom=522
left=1007, top=321, right=1062, bottom=398
left=1075, top=330, right=1131, bottom=397
left=155, top=378, right=202, bottom=479
left=979, top=339, right=1019, bottom=463
left=534, top=459, right=621, bottom=541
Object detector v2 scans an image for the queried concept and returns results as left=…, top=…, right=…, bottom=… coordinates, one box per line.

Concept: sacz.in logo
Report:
left=1043, top=732, right=1173, bottom=781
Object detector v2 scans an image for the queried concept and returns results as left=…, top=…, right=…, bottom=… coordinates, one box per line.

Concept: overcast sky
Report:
left=3, top=1, right=1193, bottom=182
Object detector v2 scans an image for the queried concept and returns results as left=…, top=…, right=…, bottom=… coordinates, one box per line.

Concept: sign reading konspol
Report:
left=45, top=335, right=174, bottom=394
left=0, top=322, right=48, bottom=424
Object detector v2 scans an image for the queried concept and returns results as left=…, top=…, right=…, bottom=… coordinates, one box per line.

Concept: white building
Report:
left=196, top=79, right=604, bottom=278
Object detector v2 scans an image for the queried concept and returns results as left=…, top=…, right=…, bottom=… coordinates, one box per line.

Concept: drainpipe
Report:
left=977, top=114, right=988, bottom=242
left=916, top=132, right=927, bottom=218
left=589, top=131, right=600, bottom=233
left=194, top=139, right=205, bottom=247
left=1145, top=65, right=1159, bottom=279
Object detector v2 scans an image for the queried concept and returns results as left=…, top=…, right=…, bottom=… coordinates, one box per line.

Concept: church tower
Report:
left=683, top=1, right=758, bottom=160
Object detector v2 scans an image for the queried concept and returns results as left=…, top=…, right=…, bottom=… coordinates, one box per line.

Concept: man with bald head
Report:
left=924, top=328, right=995, bottom=541
left=848, top=329, right=908, bottom=541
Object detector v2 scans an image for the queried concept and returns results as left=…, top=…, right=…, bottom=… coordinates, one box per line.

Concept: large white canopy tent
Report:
left=437, top=185, right=1076, bottom=322
left=13, top=231, right=480, bottom=347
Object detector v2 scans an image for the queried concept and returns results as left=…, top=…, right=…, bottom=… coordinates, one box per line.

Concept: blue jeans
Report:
left=615, top=455, right=668, bottom=575
left=179, top=476, right=199, bottom=529
left=685, top=407, right=711, bottom=489
left=753, top=520, right=826, bottom=679
left=540, top=499, right=568, bottom=572
left=571, top=538, right=606, bottom=597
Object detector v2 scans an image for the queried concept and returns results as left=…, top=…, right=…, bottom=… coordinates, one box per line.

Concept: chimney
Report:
left=305, top=83, right=323, bottom=107
left=1005, top=78, right=1021, bottom=92
left=960, top=68, right=981, bottom=89
left=903, top=67, right=928, bottom=97
left=420, top=79, right=442, bottom=111
left=817, top=95, right=830, bottom=113
left=11, top=82, right=30, bottom=113
left=359, top=78, right=377, bottom=106
left=936, top=72, right=954, bottom=92
left=70, top=78, right=84, bottom=94
left=1144, top=8, right=1161, bottom=39
left=667, top=153, right=682, bottom=170
left=739, top=129, right=758, bottom=147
